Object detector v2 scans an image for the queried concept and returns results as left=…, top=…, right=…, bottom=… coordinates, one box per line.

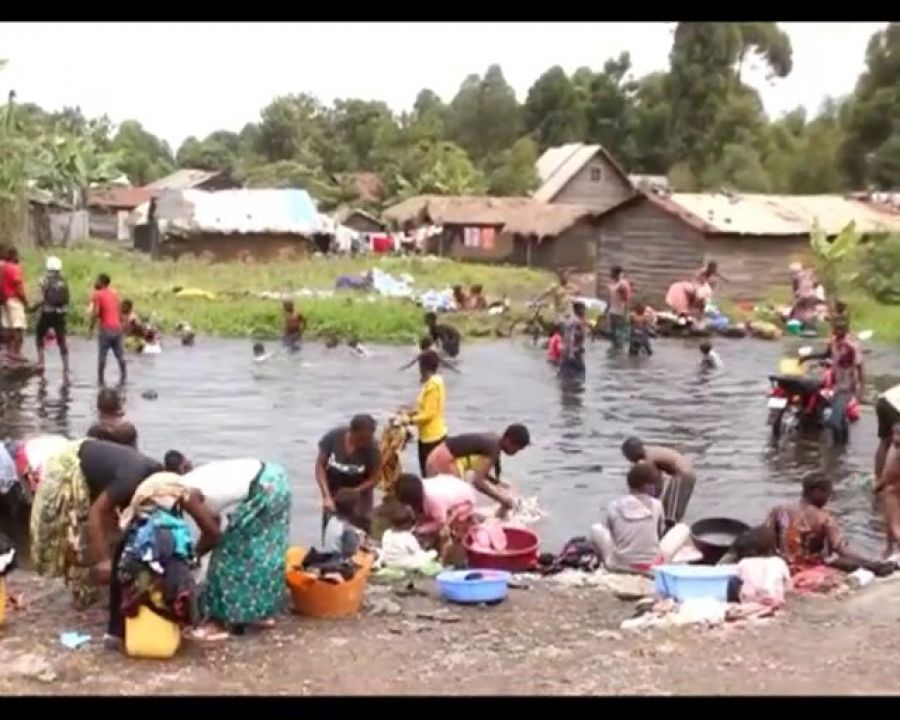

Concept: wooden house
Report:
left=534, top=143, right=636, bottom=211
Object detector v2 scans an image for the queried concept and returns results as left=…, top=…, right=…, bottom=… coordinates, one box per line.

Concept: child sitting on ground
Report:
left=86, top=387, right=138, bottom=448
left=322, top=488, right=363, bottom=557
left=727, top=525, right=792, bottom=606
left=590, top=463, right=690, bottom=573
left=380, top=503, right=438, bottom=570
left=699, top=341, right=723, bottom=370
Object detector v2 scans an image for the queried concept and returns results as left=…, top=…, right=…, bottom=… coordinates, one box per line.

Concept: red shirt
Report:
left=547, top=333, right=563, bottom=363
left=2, top=262, right=23, bottom=300
left=92, top=287, right=122, bottom=331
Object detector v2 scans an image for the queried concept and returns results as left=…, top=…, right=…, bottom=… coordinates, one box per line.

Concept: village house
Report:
left=333, top=207, right=384, bottom=235
left=534, top=142, right=636, bottom=211
left=87, top=186, right=154, bottom=242
left=142, top=188, right=327, bottom=262
left=593, top=189, right=900, bottom=303
left=144, top=168, right=240, bottom=193
left=382, top=195, right=603, bottom=273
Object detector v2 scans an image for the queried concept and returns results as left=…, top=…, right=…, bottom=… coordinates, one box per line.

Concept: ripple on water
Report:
left=0, top=336, right=890, bottom=553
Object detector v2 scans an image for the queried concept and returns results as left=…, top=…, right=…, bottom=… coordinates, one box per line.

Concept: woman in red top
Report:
left=89, top=273, right=127, bottom=385
left=546, top=324, right=563, bottom=366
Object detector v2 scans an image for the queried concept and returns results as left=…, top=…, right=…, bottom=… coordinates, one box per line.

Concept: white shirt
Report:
left=380, top=529, right=437, bottom=570
left=180, top=458, right=262, bottom=514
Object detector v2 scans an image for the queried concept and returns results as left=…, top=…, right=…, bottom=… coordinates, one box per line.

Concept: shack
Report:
left=534, top=143, right=635, bottom=211
left=147, top=188, right=327, bottom=261
left=144, top=168, right=240, bottom=193
left=594, top=190, right=900, bottom=303
left=382, top=195, right=602, bottom=271
left=333, top=207, right=384, bottom=235
left=87, top=186, right=154, bottom=241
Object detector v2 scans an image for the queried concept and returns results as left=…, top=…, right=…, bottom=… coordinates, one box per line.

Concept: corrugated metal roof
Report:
left=664, top=192, right=900, bottom=236
left=533, top=142, right=633, bottom=203
left=88, top=186, right=154, bottom=210
left=155, top=188, right=326, bottom=237
left=144, top=169, right=226, bottom=191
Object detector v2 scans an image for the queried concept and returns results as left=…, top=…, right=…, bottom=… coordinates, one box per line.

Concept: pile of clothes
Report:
left=117, top=508, right=199, bottom=625
left=296, top=548, right=363, bottom=583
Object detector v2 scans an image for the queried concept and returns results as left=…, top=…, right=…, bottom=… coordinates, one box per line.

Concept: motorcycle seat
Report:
left=769, top=374, right=824, bottom=395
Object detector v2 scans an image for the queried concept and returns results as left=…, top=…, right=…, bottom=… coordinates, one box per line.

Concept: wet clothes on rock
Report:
left=201, top=463, right=291, bottom=626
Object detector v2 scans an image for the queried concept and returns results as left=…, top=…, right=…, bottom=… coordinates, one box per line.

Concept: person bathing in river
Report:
left=399, top=337, right=460, bottom=373
left=34, top=255, right=70, bottom=379
left=282, top=299, right=306, bottom=352
left=424, top=425, right=530, bottom=514
left=87, top=387, right=138, bottom=448
left=558, top=301, right=587, bottom=379
left=621, top=438, right=695, bottom=526
left=590, top=463, right=690, bottom=573
left=765, top=474, right=893, bottom=585
left=628, top=303, right=653, bottom=357
left=546, top=324, right=563, bottom=366
left=403, top=350, right=448, bottom=476
left=425, top=312, right=461, bottom=358
left=874, top=423, right=900, bottom=559
left=606, top=265, right=632, bottom=352
left=89, top=273, right=127, bottom=385
left=699, top=341, right=722, bottom=370
left=315, top=414, right=381, bottom=536
left=348, top=335, right=371, bottom=357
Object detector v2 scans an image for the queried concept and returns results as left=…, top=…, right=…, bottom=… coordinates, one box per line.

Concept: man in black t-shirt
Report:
left=315, top=414, right=381, bottom=536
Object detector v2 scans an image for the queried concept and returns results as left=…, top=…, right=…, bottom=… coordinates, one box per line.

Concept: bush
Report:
left=857, top=233, right=900, bottom=305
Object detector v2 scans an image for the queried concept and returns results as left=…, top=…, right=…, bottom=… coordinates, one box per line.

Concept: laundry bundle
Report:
left=0, top=531, right=15, bottom=577
left=117, top=508, right=199, bottom=625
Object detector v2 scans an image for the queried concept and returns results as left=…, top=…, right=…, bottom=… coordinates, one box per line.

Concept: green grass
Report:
left=19, top=242, right=553, bottom=343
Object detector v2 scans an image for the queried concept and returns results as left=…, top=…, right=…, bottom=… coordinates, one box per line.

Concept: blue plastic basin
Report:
left=653, top=564, right=739, bottom=602
left=436, top=570, right=511, bottom=605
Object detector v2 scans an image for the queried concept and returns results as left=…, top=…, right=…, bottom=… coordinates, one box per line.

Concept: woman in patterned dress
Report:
left=178, top=458, right=292, bottom=638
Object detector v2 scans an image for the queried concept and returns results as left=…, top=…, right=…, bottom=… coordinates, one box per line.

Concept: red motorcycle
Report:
left=767, top=364, right=859, bottom=443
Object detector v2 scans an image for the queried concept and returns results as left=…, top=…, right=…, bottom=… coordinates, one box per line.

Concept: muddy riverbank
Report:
left=2, top=571, right=900, bottom=695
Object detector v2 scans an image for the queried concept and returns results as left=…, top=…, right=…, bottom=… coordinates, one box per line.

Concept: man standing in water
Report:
left=621, top=437, right=696, bottom=525
left=558, top=301, right=587, bottom=379
left=1, top=247, right=28, bottom=360
left=88, top=273, right=127, bottom=385
left=606, top=265, right=631, bottom=352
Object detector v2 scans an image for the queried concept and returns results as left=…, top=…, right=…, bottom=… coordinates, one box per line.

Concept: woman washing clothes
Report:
left=315, top=414, right=381, bottom=535
left=107, top=471, right=221, bottom=647
left=424, top=425, right=530, bottom=515
left=175, top=458, right=292, bottom=639
left=29, top=439, right=172, bottom=608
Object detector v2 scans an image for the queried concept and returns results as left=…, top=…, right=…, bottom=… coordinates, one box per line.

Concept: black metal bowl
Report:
left=690, top=517, right=751, bottom=565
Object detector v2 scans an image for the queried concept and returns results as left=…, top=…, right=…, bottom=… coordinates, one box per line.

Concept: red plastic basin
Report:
left=464, top=526, right=540, bottom=572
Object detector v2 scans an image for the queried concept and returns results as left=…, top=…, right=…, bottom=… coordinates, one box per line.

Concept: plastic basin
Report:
left=653, top=564, right=739, bottom=602
left=437, top=569, right=510, bottom=605
left=284, top=546, right=374, bottom=619
left=464, top=526, right=539, bottom=572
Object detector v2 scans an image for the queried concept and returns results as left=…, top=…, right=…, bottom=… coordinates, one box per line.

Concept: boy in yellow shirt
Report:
left=408, top=350, right=448, bottom=475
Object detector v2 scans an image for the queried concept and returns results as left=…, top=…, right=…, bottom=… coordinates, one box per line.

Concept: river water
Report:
left=1, top=337, right=897, bottom=554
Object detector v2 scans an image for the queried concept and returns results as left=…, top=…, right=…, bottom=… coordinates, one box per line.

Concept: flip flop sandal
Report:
left=185, top=625, right=230, bottom=642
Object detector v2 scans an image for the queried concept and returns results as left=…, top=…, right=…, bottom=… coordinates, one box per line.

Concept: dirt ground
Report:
left=2, top=571, right=900, bottom=696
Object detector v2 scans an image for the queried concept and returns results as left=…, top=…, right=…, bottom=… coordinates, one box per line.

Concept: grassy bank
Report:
left=19, top=244, right=553, bottom=343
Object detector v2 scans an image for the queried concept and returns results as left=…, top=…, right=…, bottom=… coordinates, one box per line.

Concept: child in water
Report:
left=252, top=342, right=272, bottom=363
left=699, top=341, right=723, bottom=370
left=282, top=300, right=306, bottom=352
left=628, top=302, right=654, bottom=357
left=348, top=335, right=371, bottom=358
left=546, top=324, right=562, bottom=366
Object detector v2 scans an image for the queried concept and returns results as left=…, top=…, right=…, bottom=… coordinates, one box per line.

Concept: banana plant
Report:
left=809, top=219, right=860, bottom=303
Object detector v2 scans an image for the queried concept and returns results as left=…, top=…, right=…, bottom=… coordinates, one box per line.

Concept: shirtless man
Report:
left=874, top=423, right=900, bottom=558
left=875, top=384, right=900, bottom=480
left=621, top=437, right=696, bottom=525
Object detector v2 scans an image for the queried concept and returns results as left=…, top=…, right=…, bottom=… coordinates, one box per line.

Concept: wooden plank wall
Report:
left=703, top=236, right=812, bottom=301
left=551, top=155, right=634, bottom=211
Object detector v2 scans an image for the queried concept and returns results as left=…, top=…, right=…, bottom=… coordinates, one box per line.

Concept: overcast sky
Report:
left=0, top=22, right=887, bottom=151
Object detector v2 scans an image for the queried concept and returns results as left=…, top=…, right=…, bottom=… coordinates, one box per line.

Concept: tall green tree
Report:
left=447, top=65, right=522, bottom=162
left=486, top=136, right=540, bottom=195
left=523, top=66, right=584, bottom=151
left=110, top=120, right=175, bottom=185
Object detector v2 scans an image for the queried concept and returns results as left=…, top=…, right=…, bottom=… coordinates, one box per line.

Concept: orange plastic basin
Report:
left=284, top=546, right=374, bottom=619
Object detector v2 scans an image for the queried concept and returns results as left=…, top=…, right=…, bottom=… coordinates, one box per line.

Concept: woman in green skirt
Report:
left=176, top=457, right=292, bottom=638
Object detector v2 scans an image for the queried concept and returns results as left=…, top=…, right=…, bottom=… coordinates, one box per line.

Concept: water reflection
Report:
left=0, top=336, right=894, bottom=553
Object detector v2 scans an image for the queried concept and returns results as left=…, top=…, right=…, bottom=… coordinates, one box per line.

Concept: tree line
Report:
left=2, top=22, right=899, bottom=217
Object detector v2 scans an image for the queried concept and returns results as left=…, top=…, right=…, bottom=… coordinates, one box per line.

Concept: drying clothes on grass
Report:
left=28, top=439, right=97, bottom=608
left=201, top=463, right=291, bottom=626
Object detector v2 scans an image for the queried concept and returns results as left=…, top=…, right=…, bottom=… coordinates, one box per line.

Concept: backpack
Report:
left=43, top=274, right=69, bottom=310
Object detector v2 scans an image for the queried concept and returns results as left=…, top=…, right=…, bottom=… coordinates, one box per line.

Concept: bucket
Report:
left=125, top=605, right=182, bottom=659
left=653, top=564, right=739, bottom=602
left=285, top=546, right=374, bottom=619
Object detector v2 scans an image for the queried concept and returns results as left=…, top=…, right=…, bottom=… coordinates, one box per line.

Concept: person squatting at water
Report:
left=404, top=350, right=448, bottom=476
left=33, top=255, right=70, bottom=379
left=315, top=414, right=381, bottom=536
left=89, top=273, right=127, bottom=385
left=590, top=463, right=691, bottom=573
left=799, top=319, right=863, bottom=445
left=424, top=312, right=462, bottom=359
left=29, top=438, right=172, bottom=608
left=606, top=265, right=632, bottom=352
left=87, top=387, right=138, bottom=448
left=424, top=425, right=531, bottom=514
left=621, top=437, right=696, bottom=526
left=558, top=301, right=587, bottom=379
left=282, top=299, right=306, bottom=352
